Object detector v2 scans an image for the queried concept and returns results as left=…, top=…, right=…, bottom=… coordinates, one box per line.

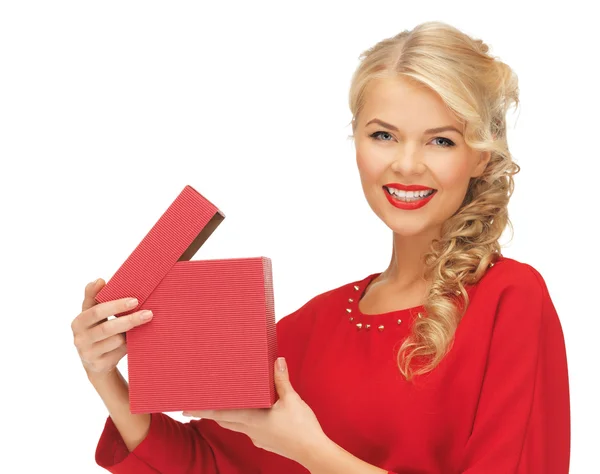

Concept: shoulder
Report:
left=475, top=256, right=554, bottom=328
left=478, top=255, right=549, bottom=298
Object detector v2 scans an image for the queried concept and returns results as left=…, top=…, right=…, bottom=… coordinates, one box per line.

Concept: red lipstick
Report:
left=383, top=184, right=437, bottom=210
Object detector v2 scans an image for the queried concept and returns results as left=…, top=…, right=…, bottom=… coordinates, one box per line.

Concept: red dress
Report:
left=95, top=256, right=571, bottom=473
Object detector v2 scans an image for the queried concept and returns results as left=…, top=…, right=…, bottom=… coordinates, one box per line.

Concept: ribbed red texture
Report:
left=95, top=185, right=223, bottom=316
left=130, top=257, right=277, bottom=413
left=92, top=185, right=277, bottom=412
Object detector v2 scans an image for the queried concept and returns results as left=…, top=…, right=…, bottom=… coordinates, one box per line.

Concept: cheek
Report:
left=434, top=158, right=472, bottom=193
left=356, top=146, right=388, bottom=185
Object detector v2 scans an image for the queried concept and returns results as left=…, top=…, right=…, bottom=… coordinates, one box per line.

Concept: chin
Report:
left=366, top=190, right=455, bottom=239
left=385, top=220, right=437, bottom=238
left=369, top=201, right=443, bottom=238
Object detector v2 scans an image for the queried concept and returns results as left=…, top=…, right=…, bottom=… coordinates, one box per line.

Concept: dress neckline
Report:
left=354, top=272, right=425, bottom=319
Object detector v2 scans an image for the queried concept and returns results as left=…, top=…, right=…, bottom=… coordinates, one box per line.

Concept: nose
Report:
left=389, top=146, right=426, bottom=176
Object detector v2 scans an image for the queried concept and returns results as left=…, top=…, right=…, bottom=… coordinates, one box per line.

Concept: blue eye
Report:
left=431, top=137, right=455, bottom=147
left=369, top=131, right=455, bottom=148
left=370, top=131, right=394, bottom=141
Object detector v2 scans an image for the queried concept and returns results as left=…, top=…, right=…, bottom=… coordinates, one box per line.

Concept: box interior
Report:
left=178, top=210, right=225, bottom=261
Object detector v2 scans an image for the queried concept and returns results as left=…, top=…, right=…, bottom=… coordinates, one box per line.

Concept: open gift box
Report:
left=94, top=185, right=277, bottom=414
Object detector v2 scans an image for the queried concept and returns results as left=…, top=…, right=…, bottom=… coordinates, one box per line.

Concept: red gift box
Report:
left=94, top=185, right=277, bottom=413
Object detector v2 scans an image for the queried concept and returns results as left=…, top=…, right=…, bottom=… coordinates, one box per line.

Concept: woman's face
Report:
left=354, top=76, right=490, bottom=237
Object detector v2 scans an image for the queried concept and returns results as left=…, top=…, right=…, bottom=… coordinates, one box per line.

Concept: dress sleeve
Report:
left=94, top=295, right=325, bottom=473
left=95, top=412, right=221, bottom=473
left=458, top=265, right=571, bottom=473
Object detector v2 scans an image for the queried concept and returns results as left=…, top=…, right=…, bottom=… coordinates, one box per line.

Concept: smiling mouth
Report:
left=383, top=186, right=437, bottom=202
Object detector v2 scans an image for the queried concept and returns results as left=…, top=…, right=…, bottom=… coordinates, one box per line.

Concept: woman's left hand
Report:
left=182, top=357, right=329, bottom=466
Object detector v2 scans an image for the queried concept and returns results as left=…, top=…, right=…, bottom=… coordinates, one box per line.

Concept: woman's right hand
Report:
left=71, top=278, right=154, bottom=378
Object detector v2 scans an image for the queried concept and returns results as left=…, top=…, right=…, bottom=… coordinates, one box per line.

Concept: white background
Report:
left=1, top=1, right=598, bottom=472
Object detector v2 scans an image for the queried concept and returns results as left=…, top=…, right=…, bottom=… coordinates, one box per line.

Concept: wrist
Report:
left=300, top=435, right=389, bottom=474
left=300, top=434, right=341, bottom=473
left=86, top=367, right=121, bottom=386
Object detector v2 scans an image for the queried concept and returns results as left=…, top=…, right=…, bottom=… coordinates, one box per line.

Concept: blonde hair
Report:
left=348, top=21, right=520, bottom=381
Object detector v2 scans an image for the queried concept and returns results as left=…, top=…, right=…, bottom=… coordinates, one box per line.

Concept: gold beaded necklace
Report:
left=345, top=282, right=416, bottom=333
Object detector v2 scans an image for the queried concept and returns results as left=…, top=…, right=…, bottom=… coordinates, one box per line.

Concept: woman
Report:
left=72, top=21, right=570, bottom=473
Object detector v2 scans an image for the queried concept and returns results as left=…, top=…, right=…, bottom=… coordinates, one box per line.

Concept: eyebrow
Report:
left=365, top=118, right=463, bottom=136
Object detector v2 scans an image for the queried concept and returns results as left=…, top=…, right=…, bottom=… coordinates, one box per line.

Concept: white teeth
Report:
left=386, top=187, right=434, bottom=201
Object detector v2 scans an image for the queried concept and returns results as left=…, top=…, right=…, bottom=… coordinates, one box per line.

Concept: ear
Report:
left=471, top=150, right=491, bottom=178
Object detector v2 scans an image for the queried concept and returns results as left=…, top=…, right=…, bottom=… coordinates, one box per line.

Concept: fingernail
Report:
left=140, top=310, right=153, bottom=320
left=126, top=298, right=139, bottom=308
left=276, top=357, right=287, bottom=372
left=90, top=278, right=99, bottom=287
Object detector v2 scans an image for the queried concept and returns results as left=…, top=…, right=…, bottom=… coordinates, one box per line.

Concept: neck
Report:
left=380, top=226, right=441, bottom=289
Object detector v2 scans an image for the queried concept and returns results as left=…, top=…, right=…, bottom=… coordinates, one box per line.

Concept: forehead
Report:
left=361, top=76, right=460, bottom=130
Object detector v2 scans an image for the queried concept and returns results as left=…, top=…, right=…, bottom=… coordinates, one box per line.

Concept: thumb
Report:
left=274, top=357, right=294, bottom=397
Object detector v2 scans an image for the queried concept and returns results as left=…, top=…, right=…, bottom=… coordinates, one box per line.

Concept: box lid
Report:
left=94, top=185, right=225, bottom=315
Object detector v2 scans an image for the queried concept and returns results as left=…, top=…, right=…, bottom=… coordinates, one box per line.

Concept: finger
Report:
left=88, top=344, right=128, bottom=373
left=215, top=420, right=248, bottom=434
left=99, top=344, right=128, bottom=365
left=81, top=343, right=127, bottom=375
left=79, top=296, right=142, bottom=332
left=87, top=308, right=153, bottom=343
left=182, top=409, right=256, bottom=424
left=73, top=295, right=141, bottom=336
left=182, top=410, right=215, bottom=419
left=86, top=333, right=127, bottom=360
left=274, top=357, right=294, bottom=398
left=82, top=278, right=105, bottom=312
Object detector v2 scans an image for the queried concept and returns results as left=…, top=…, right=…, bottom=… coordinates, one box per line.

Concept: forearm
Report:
left=302, top=437, right=389, bottom=474
left=87, top=368, right=151, bottom=452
